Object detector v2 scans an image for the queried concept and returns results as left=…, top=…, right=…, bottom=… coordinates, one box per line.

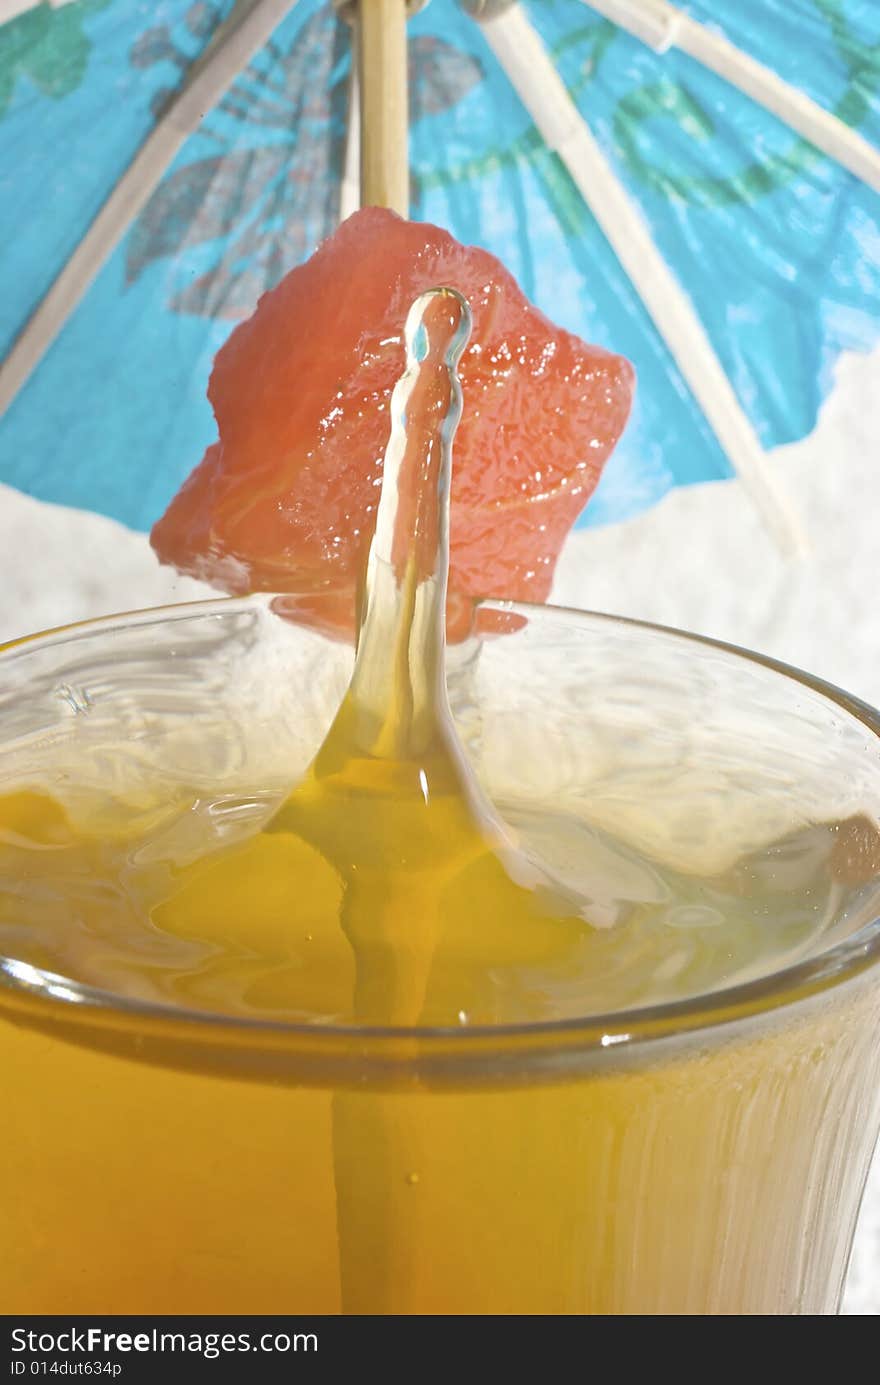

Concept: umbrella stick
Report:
left=356, top=0, right=410, bottom=214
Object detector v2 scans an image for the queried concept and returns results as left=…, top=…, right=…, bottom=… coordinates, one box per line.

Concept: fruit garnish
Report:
left=151, top=208, right=634, bottom=636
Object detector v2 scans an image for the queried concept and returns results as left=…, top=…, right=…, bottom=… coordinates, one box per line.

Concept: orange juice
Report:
left=3, top=605, right=880, bottom=1314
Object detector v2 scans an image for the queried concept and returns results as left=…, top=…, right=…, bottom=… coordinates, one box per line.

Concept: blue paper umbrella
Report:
left=0, top=0, right=878, bottom=551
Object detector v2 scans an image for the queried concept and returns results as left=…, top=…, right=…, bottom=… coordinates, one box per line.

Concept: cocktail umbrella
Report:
left=0, top=0, right=878, bottom=556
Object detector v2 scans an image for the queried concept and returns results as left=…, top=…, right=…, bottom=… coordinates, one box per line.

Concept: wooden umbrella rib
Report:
left=474, top=3, right=808, bottom=559
left=0, top=1, right=71, bottom=23
left=340, top=26, right=362, bottom=219
left=0, top=0, right=300, bottom=421
left=583, top=0, right=880, bottom=194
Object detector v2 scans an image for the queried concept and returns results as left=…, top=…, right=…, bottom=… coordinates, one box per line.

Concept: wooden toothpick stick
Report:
left=357, top=0, right=409, bottom=214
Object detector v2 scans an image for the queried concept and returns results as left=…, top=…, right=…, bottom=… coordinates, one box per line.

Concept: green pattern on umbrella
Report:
left=0, top=0, right=113, bottom=118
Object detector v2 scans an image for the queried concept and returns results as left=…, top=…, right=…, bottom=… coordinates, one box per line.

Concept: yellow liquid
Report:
left=2, top=291, right=880, bottom=1313
left=1, top=856, right=879, bottom=1313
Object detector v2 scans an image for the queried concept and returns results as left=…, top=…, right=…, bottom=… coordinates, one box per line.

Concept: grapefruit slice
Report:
left=151, top=208, right=634, bottom=636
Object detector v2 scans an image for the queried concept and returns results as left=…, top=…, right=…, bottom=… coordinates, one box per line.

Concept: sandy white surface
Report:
left=0, top=347, right=878, bottom=1313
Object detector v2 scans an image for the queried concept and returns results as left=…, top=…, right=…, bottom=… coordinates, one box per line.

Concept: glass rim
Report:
left=2, top=593, right=880, bottom=1072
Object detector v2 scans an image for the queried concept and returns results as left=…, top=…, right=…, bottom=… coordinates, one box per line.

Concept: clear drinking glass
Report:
left=1, top=595, right=879, bottom=1315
